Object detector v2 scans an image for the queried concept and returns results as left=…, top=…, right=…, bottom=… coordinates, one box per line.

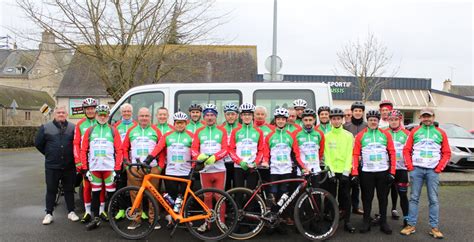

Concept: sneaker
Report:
left=127, top=221, right=141, bottom=230
left=359, top=222, right=371, bottom=233
left=141, top=212, right=149, bottom=220
left=344, top=223, right=356, bottom=233
left=371, top=214, right=381, bottom=226
left=68, top=211, right=80, bottom=222
left=286, top=218, right=295, bottom=226
left=352, top=208, right=364, bottom=215
left=391, top=209, right=400, bottom=220
left=114, top=209, right=126, bottom=220
left=99, top=211, right=108, bottom=221
left=197, top=222, right=208, bottom=233
left=149, top=219, right=161, bottom=230
left=380, top=222, right=393, bottom=235
left=429, top=228, right=444, bottom=239
left=42, top=214, right=53, bottom=225
left=81, top=213, right=91, bottom=223
left=85, top=217, right=101, bottom=231
left=400, top=225, right=416, bottom=236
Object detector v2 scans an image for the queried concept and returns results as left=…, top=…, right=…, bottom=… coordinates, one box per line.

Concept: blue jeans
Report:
left=406, top=166, right=440, bottom=228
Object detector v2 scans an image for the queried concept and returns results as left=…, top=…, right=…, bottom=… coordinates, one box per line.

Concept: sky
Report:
left=1, top=0, right=472, bottom=90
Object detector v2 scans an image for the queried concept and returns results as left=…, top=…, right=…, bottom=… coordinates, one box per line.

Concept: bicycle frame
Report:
left=129, top=173, right=212, bottom=223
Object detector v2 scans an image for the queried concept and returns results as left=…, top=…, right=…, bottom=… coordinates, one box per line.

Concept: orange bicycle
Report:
left=108, top=159, right=238, bottom=240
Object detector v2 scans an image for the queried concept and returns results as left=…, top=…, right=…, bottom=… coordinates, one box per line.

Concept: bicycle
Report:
left=107, top=159, right=239, bottom=240
left=227, top=166, right=339, bottom=240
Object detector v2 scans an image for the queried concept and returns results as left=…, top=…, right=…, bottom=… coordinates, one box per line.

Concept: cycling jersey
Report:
left=191, top=125, right=228, bottom=173
left=186, top=120, right=204, bottom=134
left=255, top=122, right=275, bottom=138
left=150, top=130, right=194, bottom=176
left=220, top=122, right=242, bottom=163
left=294, top=128, right=325, bottom=175
left=122, top=124, right=164, bottom=168
left=295, top=119, right=303, bottom=127
left=403, top=124, right=451, bottom=171
left=386, top=128, right=410, bottom=170
left=156, top=123, right=174, bottom=135
left=323, top=126, right=353, bottom=175
left=316, top=123, right=332, bottom=134
left=352, top=127, right=396, bottom=175
left=80, top=124, right=122, bottom=171
left=264, top=128, right=305, bottom=175
left=228, top=123, right=264, bottom=167
left=285, top=123, right=302, bottom=133
left=114, top=119, right=137, bottom=142
left=73, top=118, right=98, bottom=167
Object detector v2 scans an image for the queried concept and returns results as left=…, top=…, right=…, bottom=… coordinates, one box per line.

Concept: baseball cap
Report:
left=420, top=107, right=434, bottom=116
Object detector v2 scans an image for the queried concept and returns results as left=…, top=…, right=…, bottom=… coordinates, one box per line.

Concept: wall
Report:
left=431, top=92, right=474, bottom=129
left=1, top=108, right=49, bottom=126
left=0, top=126, right=39, bottom=148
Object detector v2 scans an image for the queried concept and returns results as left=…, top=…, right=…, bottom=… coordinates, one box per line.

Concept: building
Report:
left=56, top=45, right=258, bottom=121
left=0, top=85, right=55, bottom=126
left=256, top=74, right=474, bottom=129
left=442, top=79, right=474, bottom=98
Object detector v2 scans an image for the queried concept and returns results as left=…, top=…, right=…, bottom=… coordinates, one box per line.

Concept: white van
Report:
left=109, top=82, right=333, bottom=124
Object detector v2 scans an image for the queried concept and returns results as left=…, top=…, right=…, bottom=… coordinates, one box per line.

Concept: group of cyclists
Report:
left=70, top=96, right=448, bottom=239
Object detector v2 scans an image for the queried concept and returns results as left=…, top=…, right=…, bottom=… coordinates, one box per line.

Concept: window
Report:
left=25, top=111, right=31, bottom=120
left=110, top=91, right=164, bottom=124
left=175, top=90, right=241, bottom=124
left=254, top=89, right=315, bottom=123
left=402, top=110, right=414, bottom=125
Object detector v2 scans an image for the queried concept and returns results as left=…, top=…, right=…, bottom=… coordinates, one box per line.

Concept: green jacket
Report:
left=324, top=125, right=354, bottom=175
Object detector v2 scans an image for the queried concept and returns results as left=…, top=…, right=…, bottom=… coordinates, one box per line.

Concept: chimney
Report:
left=442, top=79, right=452, bottom=92
left=40, top=30, right=56, bottom=51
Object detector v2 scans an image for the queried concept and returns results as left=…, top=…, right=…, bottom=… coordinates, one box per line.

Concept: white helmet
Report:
left=273, top=108, right=289, bottom=118
left=95, top=104, right=110, bottom=114
left=223, top=103, right=239, bottom=113
left=203, top=103, right=218, bottom=115
left=173, top=111, right=188, bottom=121
left=293, top=99, right=307, bottom=108
left=239, top=103, right=256, bottom=113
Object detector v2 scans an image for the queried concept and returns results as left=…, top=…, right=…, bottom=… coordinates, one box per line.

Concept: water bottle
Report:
left=173, top=194, right=183, bottom=213
left=163, top=193, right=175, bottom=206
left=277, top=193, right=289, bottom=207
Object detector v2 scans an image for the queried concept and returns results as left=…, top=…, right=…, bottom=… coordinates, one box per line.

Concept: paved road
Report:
left=1, top=148, right=474, bottom=241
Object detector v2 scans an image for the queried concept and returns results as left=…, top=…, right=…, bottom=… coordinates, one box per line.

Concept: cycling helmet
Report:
left=293, top=99, right=307, bottom=108
left=351, top=101, right=365, bottom=111
left=82, top=98, right=98, bottom=108
left=223, top=103, right=239, bottom=113
left=173, top=111, right=188, bottom=121
left=317, top=106, right=331, bottom=115
left=202, top=103, right=218, bottom=115
left=329, top=108, right=344, bottom=117
left=379, top=100, right=393, bottom=108
left=301, top=108, right=316, bottom=118
left=96, top=104, right=110, bottom=114
left=273, top=108, right=289, bottom=118
left=239, top=103, right=256, bottom=113
left=188, top=104, right=203, bottom=112
left=366, top=110, right=381, bottom=120
left=388, top=110, right=403, bottom=119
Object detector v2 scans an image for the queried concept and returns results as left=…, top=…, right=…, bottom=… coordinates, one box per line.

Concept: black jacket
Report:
left=35, top=120, right=75, bottom=170
left=343, top=118, right=368, bottom=137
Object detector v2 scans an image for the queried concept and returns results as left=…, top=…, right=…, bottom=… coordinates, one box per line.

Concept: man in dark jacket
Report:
left=35, top=106, right=79, bottom=225
left=343, top=101, right=367, bottom=215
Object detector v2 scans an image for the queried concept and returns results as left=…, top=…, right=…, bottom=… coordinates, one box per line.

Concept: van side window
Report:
left=110, top=91, right=164, bottom=124
left=253, top=89, right=315, bottom=123
left=175, top=91, right=241, bottom=124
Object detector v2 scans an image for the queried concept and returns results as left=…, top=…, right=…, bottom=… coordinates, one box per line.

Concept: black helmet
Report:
left=188, top=104, right=202, bottom=112
left=317, top=106, right=330, bottom=115
left=351, top=101, right=365, bottom=111
left=366, top=110, right=381, bottom=120
left=301, top=108, right=316, bottom=118
left=329, top=108, right=344, bottom=117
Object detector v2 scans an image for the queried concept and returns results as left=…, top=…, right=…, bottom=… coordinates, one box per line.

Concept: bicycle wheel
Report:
left=108, top=186, right=159, bottom=240
left=226, top=187, right=266, bottom=240
left=294, top=188, right=339, bottom=241
left=183, top=188, right=238, bottom=241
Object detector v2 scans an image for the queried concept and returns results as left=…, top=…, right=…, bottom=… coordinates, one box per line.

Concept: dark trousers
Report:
left=392, top=170, right=409, bottom=217
left=45, top=168, right=75, bottom=214
left=164, top=175, right=188, bottom=199
left=360, top=171, right=390, bottom=224
left=234, top=168, right=258, bottom=190
left=225, top=162, right=234, bottom=190
left=325, top=173, right=351, bottom=223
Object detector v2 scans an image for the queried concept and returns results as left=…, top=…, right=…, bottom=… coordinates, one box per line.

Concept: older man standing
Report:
left=35, top=106, right=80, bottom=225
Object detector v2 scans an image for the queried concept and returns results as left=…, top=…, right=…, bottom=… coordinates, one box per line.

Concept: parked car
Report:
left=470, top=129, right=474, bottom=135
left=439, top=123, right=474, bottom=169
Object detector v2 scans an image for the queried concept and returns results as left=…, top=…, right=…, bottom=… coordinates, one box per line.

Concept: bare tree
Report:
left=17, top=0, right=223, bottom=101
left=336, top=33, right=398, bottom=103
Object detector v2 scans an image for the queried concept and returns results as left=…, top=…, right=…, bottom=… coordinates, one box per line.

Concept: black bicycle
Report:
left=227, top=167, right=339, bottom=240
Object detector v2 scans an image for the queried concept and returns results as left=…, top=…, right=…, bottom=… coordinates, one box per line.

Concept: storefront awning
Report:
left=381, top=89, right=436, bottom=109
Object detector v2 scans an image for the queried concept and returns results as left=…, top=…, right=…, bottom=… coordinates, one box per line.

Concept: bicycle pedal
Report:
left=169, top=223, right=179, bottom=238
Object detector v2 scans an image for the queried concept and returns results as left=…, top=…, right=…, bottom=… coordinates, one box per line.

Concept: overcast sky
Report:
left=1, top=0, right=472, bottom=90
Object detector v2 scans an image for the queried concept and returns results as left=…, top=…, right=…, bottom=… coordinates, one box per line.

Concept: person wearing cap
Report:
left=156, top=107, right=174, bottom=135
left=352, top=110, right=396, bottom=235
left=379, top=100, right=394, bottom=129
left=220, top=103, right=242, bottom=190
left=400, top=108, right=451, bottom=239
left=186, top=104, right=204, bottom=133
left=191, top=104, right=229, bottom=232
left=316, top=106, right=331, bottom=134
left=323, top=108, right=356, bottom=233
left=343, top=101, right=367, bottom=215
left=80, top=104, right=123, bottom=230
left=293, top=98, right=308, bottom=127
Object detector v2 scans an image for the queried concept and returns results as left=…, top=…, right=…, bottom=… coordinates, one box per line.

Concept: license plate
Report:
left=468, top=156, right=474, bottom=162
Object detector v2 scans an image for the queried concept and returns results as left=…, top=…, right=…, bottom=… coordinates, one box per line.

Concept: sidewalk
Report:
left=440, top=169, right=474, bottom=185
